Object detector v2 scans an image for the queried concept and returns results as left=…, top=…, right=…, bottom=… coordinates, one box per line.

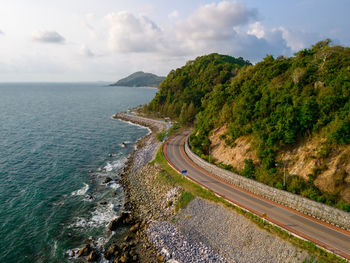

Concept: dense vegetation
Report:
left=147, top=40, right=350, bottom=210
left=147, top=53, right=251, bottom=124
left=110, top=71, right=165, bottom=87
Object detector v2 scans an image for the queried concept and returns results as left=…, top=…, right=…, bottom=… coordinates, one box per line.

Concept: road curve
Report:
left=164, top=131, right=350, bottom=260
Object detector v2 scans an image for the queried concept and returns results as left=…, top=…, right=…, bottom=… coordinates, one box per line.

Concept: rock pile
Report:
left=123, top=163, right=181, bottom=222
left=147, top=221, right=228, bottom=263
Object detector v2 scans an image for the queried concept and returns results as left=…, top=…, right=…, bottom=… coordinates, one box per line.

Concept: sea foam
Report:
left=71, top=183, right=89, bottom=196
left=103, top=157, right=127, bottom=172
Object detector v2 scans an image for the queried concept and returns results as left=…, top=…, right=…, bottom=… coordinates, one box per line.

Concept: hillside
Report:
left=147, top=53, right=251, bottom=123
left=110, top=71, right=165, bottom=87
left=147, top=40, right=350, bottom=211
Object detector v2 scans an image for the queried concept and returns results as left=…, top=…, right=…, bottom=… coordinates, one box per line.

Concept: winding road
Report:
left=163, top=130, right=350, bottom=260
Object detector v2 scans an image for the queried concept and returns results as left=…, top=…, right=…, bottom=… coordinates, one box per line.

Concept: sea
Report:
left=0, top=83, right=157, bottom=262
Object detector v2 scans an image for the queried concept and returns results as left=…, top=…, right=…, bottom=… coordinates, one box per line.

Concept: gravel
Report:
left=147, top=221, right=228, bottom=263
left=175, top=198, right=311, bottom=263
left=116, top=113, right=313, bottom=263
left=132, top=136, right=160, bottom=172
left=115, top=112, right=166, bottom=173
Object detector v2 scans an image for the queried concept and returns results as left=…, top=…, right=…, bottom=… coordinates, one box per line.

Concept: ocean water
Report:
left=0, top=83, right=156, bottom=262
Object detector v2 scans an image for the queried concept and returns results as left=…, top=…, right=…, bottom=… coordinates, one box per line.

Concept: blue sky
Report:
left=0, top=0, right=349, bottom=82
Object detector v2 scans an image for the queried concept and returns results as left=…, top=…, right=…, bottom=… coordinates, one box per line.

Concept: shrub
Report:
left=156, top=131, right=167, bottom=142
left=242, top=159, right=256, bottom=179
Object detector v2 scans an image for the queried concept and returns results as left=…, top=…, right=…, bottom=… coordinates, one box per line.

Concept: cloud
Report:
left=171, top=1, right=290, bottom=61
left=79, top=45, right=95, bottom=57
left=176, top=1, right=257, bottom=42
left=85, top=13, right=96, bottom=22
left=0, top=29, right=4, bottom=35
left=106, top=11, right=163, bottom=53
left=168, top=10, right=179, bottom=19
left=83, top=22, right=97, bottom=38
left=83, top=13, right=98, bottom=38
left=32, top=30, right=65, bottom=44
left=248, top=22, right=265, bottom=39
left=104, top=1, right=321, bottom=64
left=248, top=22, right=321, bottom=52
left=278, top=27, right=322, bottom=52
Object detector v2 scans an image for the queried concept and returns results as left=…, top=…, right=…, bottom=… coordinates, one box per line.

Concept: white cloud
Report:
left=248, top=22, right=265, bottom=39
left=248, top=22, right=320, bottom=52
left=171, top=1, right=261, bottom=57
left=170, top=1, right=292, bottom=61
left=83, top=22, right=97, bottom=38
left=102, top=2, right=291, bottom=62
left=279, top=27, right=321, bottom=51
left=168, top=10, right=179, bottom=19
left=79, top=45, right=95, bottom=57
left=85, top=13, right=96, bottom=22
left=102, top=1, right=322, bottom=66
left=176, top=1, right=257, bottom=42
left=106, top=11, right=163, bottom=53
left=83, top=13, right=98, bottom=38
left=32, top=30, right=65, bottom=44
left=0, top=29, right=3, bottom=35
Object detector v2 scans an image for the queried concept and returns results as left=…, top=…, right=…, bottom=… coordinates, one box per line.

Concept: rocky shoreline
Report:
left=69, top=112, right=167, bottom=263
left=72, top=111, right=315, bottom=263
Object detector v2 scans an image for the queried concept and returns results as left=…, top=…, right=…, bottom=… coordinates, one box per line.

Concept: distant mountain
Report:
left=110, top=71, right=165, bottom=87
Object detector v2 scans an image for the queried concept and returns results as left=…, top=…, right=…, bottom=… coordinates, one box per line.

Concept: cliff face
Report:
left=209, top=126, right=258, bottom=170
left=210, top=127, right=350, bottom=203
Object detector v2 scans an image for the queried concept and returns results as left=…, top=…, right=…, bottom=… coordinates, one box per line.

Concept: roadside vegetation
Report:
left=152, top=146, right=346, bottom=263
left=145, top=39, right=350, bottom=211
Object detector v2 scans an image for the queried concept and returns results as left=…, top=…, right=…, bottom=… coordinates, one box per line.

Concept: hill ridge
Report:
left=110, top=71, right=165, bottom=87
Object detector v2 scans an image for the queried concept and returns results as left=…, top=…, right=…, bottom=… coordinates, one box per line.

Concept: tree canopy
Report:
left=147, top=41, right=350, bottom=210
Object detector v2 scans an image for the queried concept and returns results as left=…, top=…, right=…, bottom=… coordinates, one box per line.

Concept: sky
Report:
left=0, top=0, right=349, bottom=82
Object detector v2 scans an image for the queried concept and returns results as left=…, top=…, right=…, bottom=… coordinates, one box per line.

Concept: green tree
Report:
left=179, top=103, right=188, bottom=125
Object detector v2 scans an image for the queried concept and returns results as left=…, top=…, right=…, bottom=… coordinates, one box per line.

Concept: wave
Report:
left=103, top=157, right=127, bottom=172
left=113, top=117, right=152, bottom=135
left=69, top=203, right=119, bottom=229
left=71, top=183, right=89, bottom=196
left=107, top=180, right=121, bottom=190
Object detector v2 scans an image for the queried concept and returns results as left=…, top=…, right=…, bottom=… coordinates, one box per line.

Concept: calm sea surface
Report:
left=0, top=83, right=156, bottom=262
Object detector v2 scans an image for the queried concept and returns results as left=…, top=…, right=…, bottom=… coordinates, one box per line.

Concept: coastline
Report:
left=109, top=86, right=158, bottom=90
left=71, top=112, right=167, bottom=263
left=111, top=112, right=168, bottom=262
left=109, top=112, right=328, bottom=263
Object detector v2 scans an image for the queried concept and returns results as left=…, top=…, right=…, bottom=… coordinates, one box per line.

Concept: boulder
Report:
left=109, top=212, right=133, bottom=231
left=103, top=177, right=113, bottom=184
left=108, top=217, right=123, bottom=231
left=104, top=244, right=119, bottom=260
left=123, top=213, right=134, bottom=225
left=120, top=254, right=128, bottom=263
left=87, top=250, right=98, bottom=262
left=124, top=235, right=131, bottom=242
left=77, top=244, right=91, bottom=257
left=129, top=223, right=139, bottom=233
left=67, top=250, right=75, bottom=257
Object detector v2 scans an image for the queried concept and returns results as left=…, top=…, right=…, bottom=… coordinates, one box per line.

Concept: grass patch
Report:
left=175, top=192, right=194, bottom=211
left=154, top=148, right=225, bottom=204
left=153, top=146, right=347, bottom=263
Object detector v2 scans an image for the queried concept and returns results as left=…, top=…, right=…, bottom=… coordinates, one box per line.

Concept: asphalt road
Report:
left=164, top=131, right=350, bottom=260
